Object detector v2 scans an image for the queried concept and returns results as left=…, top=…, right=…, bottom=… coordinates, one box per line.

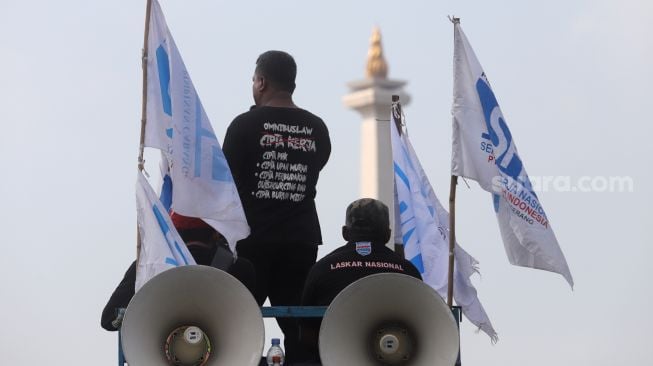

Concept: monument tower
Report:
left=343, top=27, right=410, bottom=247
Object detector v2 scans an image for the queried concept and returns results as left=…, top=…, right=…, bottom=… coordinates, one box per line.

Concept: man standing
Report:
left=297, top=198, right=422, bottom=364
left=222, top=50, right=331, bottom=362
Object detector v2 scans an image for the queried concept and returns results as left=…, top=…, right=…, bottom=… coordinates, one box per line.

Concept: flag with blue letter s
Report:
left=144, top=0, right=249, bottom=251
left=392, top=111, right=497, bottom=340
left=135, top=171, right=196, bottom=292
left=451, top=22, right=573, bottom=287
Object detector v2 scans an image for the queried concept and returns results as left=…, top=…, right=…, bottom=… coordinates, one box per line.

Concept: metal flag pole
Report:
left=391, top=95, right=404, bottom=257
left=136, top=0, right=154, bottom=259
left=447, top=175, right=458, bottom=307
left=392, top=95, right=403, bottom=133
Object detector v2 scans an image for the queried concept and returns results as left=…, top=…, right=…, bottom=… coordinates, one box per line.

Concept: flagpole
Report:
left=391, top=95, right=404, bottom=256
left=136, top=0, right=154, bottom=259
left=138, top=0, right=153, bottom=172
left=392, top=95, right=402, bottom=134
left=447, top=175, right=458, bottom=307
left=447, top=15, right=461, bottom=309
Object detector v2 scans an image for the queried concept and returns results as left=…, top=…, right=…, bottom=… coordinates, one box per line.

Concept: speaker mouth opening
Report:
left=370, top=322, right=417, bottom=365
left=164, top=325, right=212, bottom=366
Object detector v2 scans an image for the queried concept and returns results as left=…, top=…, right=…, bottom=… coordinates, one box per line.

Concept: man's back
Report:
left=223, top=106, right=330, bottom=245
left=302, top=242, right=422, bottom=307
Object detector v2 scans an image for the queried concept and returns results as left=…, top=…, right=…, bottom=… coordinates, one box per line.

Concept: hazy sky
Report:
left=1, top=0, right=651, bottom=365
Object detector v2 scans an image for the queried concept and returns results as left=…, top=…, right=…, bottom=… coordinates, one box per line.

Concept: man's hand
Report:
left=111, top=308, right=126, bottom=330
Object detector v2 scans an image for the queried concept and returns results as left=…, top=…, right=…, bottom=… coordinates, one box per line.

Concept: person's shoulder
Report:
left=375, top=246, right=420, bottom=274
left=305, top=247, right=337, bottom=287
left=296, top=107, right=321, bottom=119
left=226, top=108, right=264, bottom=137
left=401, top=258, right=422, bottom=280
left=376, top=244, right=403, bottom=258
left=311, top=244, right=350, bottom=267
left=231, top=107, right=261, bottom=124
left=296, top=108, right=327, bottom=126
left=325, top=243, right=353, bottom=258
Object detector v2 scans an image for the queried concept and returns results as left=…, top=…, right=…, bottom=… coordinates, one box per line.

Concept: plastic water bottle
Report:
left=266, top=338, right=285, bottom=366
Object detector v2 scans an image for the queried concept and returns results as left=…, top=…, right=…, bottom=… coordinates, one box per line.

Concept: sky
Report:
left=1, top=0, right=651, bottom=365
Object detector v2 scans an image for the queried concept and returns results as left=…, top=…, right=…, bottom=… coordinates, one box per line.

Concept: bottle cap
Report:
left=271, top=338, right=281, bottom=345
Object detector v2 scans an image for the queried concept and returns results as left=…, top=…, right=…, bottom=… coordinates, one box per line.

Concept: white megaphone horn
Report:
left=121, top=265, right=264, bottom=366
left=319, top=273, right=459, bottom=366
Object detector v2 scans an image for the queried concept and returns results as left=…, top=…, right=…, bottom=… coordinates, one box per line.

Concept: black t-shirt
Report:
left=297, top=242, right=422, bottom=362
left=223, top=106, right=331, bottom=246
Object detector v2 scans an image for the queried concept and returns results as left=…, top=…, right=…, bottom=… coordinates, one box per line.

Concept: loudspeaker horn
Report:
left=319, top=273, right=459, bottom=366
left=121, top=265, right=264, bottom=366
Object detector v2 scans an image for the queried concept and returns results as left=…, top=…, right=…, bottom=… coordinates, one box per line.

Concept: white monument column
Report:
left=343, top=27, right=410, bottom=249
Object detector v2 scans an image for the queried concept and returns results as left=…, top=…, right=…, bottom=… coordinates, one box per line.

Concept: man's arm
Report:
left=222, top=118, right=245, bottom=184
left=319, top=122, right=331, bottom=170
left=100, top=261, right=136, bottom=331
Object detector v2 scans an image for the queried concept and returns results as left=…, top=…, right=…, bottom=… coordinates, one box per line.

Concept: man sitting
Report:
left=296, top=198, right=422, bottom=364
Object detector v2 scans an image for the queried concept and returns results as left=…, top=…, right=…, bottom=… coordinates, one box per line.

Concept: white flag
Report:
left=451, top=22, right=573, bottom=287
left=135, top=171, right=196, bottom=292
left=392, top=111, right=497, bottom=340
left=144, top=0, right=249, bottom=251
